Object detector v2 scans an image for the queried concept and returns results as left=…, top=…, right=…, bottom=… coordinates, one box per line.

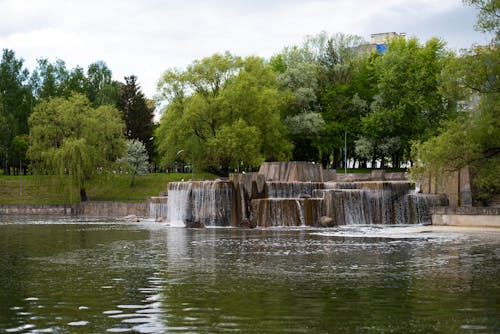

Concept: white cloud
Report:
left=0, top=0, right=486, bottom=97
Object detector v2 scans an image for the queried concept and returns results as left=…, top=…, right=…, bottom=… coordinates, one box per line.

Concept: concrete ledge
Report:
left=0, top=201, right=149, bottom=217
left=432, top=206, right=500, bottom=228
left=80, top=201, right=148, bottom=217
left=0, top=204, right=80, bottom=216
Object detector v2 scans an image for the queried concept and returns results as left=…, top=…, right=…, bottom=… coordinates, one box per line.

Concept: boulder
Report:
left=185, top=221, right=206, bottom=229
left=319, top=216, right=335, bottom=227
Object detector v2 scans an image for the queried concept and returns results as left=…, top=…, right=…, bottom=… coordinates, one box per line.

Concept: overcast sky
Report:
left=0, top=0, right=490, bottom=98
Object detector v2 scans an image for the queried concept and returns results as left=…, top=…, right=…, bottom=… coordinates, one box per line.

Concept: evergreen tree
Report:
left=117, top=75, right=155, bottom=160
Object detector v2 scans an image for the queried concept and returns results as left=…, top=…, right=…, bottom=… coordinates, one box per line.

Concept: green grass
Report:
left=0, top=172, right=216, bottom=204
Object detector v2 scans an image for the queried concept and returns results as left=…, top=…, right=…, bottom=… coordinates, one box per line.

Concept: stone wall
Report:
left=0, top=201, right=149, bottom=217
left=421, top=167, right=472, bottom=207
left=258, top=161, right=323, bottom=182
left=432, top=206, right=500, bottom=228
left=0, top=204, right=80, bottom=216
left=80, top=201, right=148, bottom=217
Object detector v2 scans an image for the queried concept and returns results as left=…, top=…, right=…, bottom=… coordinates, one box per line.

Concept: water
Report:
left=1, top=218, right=499, bottom=333
left=167, top=181, right=233, bottom=227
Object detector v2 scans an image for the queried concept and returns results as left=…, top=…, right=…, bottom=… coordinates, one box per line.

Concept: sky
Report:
left=0, top=0, right=490, bottom=98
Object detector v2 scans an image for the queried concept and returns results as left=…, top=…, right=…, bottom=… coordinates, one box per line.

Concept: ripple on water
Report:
left=107, top=328, right=132, bottom=333
left=5, top=324, right=36, bottom=333
left=68, top=320, right=89, bottom=326
left=117, top=305, right=149, bottom=309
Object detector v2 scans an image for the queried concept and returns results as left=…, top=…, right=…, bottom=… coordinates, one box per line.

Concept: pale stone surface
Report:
left=258, top=161, right=323, bottom=182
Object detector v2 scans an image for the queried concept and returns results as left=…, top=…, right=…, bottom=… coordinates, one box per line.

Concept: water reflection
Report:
left=0, top=218, right=499, bottom=333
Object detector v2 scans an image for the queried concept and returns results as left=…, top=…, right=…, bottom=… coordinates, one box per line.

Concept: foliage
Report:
left=463, top=0, right=499, bottom=44
left=359, top=37, right=452, bottom=167
left=28, top=94, right=126, bottom=201
left=117, top=75, right=155, bottom=159
left=156, top=53, right=291, bottom=175
left=0, top=49, right=32, bottom=174
left=117, top=139, right=150, bottom=186
left=412, top=3, right=499, bottom=204
left=412, top=94, right=499, bottom=204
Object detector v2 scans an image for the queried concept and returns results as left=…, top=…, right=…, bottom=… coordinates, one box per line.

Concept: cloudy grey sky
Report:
left=0, top=0, right=489, bottom=98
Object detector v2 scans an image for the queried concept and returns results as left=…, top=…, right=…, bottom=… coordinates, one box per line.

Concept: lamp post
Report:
left=344, top=131, right=347, bottom=174
left=19, top=160, right=22, bottom=207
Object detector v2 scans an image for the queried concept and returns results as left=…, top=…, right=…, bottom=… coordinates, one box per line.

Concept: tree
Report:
left=28, top=94, right=126, bottom=201
left=0, top=49, right=32, bottom=174
left=313, top=33, right=370, bottom=168
left=86, top=61, right=119, bottom=107
left=359, top=37, right=452, bottom=167
left=463, top=0, right=499, bottom=44
left=117, top=75, right=155, bottom=159
left=412, top=95, right=499, bottom=204
left=156, top=53, right=291, bottom=175
left=271, top=44, right=324, bottom=161
left=30, top=58, right=70, bottom=99
left=412, top=1, right=499, bottom=204
left=118, top=139, right=150, bottom=186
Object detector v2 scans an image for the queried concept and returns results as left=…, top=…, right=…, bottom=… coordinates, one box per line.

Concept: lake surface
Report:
left=0, top=217, right=499, bottom=333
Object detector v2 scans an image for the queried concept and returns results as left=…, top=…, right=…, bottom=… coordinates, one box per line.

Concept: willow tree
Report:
left=28, top=94, right=126, bottom=201
left=156, top=53, right=291, bottom=175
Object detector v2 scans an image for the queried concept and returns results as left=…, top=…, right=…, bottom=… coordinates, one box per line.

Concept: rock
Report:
left=155, top=216, right=166, bottom=223
left=185, top=221, right=205, bottom=229
left=131, top=217, right=141, bottom=222
left=240, top=218, right=256, bottom=229
left=319, top=216, right=335, bottom=227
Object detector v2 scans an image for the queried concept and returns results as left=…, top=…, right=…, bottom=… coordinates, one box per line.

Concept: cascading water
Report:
left=167, top=182, right=192, bottom=227
left=408, top=193, right=449, bottom=224
left=165, top=166, right=448, bottom=228
left=266, top=182, right=324, bottom=198
left=321, top=182, right=416, bottom=225
left=167, top=181, right=234, bottom=227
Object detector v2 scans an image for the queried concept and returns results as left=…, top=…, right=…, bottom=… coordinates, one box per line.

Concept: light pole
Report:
left=344, top=131, right=347, bottom=174
left=19, top=160, right=23, bottom=207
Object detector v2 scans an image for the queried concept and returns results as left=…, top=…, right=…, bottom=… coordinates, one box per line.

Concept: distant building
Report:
left=370, top=32, right=406, bottom=54
left=351, top=32, right=406, bottom=56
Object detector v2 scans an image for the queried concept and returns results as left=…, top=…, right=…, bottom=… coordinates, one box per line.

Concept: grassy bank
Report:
left=0, top=172, right=216, bottom=204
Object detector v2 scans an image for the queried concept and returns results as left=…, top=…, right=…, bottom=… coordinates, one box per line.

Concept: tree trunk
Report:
left=80, top=188, right=88, bottom=202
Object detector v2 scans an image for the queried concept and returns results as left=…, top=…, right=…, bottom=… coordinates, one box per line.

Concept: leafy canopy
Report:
left=155, top=53, right=291, bottom=175
left=28, top=94, right=126, bottom=201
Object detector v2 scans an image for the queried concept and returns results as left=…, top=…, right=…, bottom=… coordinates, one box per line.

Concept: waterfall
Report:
left=167, top=182, right=192, bottom=227
left=266, top=182, right=324, bottom=198
left=167, top=181, right=234, bottom=227
left=408, top=193, right=449, bottom=224
left=165, top=167, right=447, bottom=228
left=322, top=182, right=414, bottom=225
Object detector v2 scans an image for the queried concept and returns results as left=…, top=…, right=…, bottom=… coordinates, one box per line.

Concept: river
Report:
left=0, top=217, right=499, bottom=333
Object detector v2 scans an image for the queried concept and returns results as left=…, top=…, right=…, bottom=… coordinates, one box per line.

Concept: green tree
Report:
left=86, top=61, right=119, bottom=107
left=117, top=75, right=155, bottom=159
left=30, top=58, right=70, bottom=99
left=118, top=139, right=150, bottom=186
left=271, top=43, right=324, bottom=161
left=412, top=94, right=499, bottom=204
left=412, top=1, right=499, bottom=204
left=156, top=53, right=291, bottom=175
left=359, top=37, right=452, bottom=167
left=28, top=94, right=126, bottom=201
left=313, top=32, right=370, bottom=168
left=0, top=49, right=32, bottom=175
left=463, top=0, right=499, bottom=44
